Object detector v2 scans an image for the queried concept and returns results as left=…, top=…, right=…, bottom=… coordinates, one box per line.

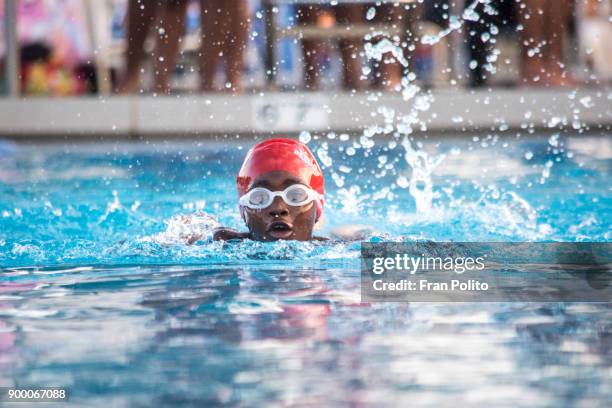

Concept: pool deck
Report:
left=0, top=88, right=610, bottom=140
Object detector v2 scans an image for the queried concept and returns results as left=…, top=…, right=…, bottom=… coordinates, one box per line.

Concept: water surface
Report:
left=0, top=136, right=610, bottom=406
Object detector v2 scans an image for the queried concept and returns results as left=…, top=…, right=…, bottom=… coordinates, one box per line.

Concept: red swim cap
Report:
left=237, top=138, right=325, bottom=221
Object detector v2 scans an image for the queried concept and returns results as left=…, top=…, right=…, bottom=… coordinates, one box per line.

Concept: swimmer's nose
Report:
left=268, top=197, right=289, bottom=218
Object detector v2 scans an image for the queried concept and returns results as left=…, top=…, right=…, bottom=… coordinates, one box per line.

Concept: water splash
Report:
left=98, top=190, right=122, bottom=223
left=474, top=190, right=551, bottom=239
left=422, top=0, right=492, bottom=45
left=353, top=0, right=552, bottom=232
left=364, top=38, right=409, bottom=69
left=400, top=138, right=445, bottom=213
left=141, top=212, right=220, bottom=245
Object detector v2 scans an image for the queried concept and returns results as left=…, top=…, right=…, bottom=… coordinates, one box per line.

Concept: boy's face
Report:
left=242, top=171, right=317, bottom=241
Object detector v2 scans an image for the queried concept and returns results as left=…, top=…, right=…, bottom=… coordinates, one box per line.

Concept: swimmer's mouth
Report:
left=267, top=221, right=294, bottom=240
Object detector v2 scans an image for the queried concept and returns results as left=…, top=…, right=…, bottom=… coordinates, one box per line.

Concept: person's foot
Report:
left=544, top=70, right=578, bottom=88
left=382, top=76, right=401, bottom=92
left=153, top=81, right=172, bottom=95
left=223, top=81, right=244, bottom=94
left=303, top=74, right=321, bottom=92
left=342, top=76, right=367, bottom=92
left=519, top=59, right=546, bottom=86
left=377, top=62, right=402, bottom=92
left=200, top=76, right=222, bottom=93
left=377, top=74, right=402, bottom=92
left=117, top=76, right=141, bottom=94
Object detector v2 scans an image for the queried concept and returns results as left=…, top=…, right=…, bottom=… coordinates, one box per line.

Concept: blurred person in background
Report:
left=420, top=0, right=518, bottom=88
left=121, top=0, right=250, bottom=94
left=297, top=4, right=365, bottom=91
left=0, top=0, right=95, bottom=95
left=119, top=0, right=189, bottom=94
left=297, top=3, right=405, bottom=91
left=199, top=0, right=249, bottom=93
left=517, top=0, right=576, bottom=87
left=368, top=3, right=405, bottom=91
left=0, top=0, right=4, bottom=93
left=580, top=0, right=612, bottom=83
left=464, top=0, right=516, bottom=87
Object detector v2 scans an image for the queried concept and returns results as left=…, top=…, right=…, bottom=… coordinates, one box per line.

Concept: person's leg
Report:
left=298, top=5, right=323, bottom=90
left=336, top=5, right=365, bottom=91
left=154, top=0, right=189, bottom=94
left=465, top=1, right=493, bottom=87
left=518, top=0, right=546, bottom=85
left=223, top=0, right=249, bottom=93
left=200, top=0, right=224, bottom=91
left=377, top=4, right=404, bottom=90
left=119, top=0, right=158, bottom=93
left=544, top=0, right=574, bottom=86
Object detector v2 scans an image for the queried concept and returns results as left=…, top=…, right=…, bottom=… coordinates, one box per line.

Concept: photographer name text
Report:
left=372, top=279, right=489, bottom=292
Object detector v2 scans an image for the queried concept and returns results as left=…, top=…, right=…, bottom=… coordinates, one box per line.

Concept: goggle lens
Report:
left=285, top=185, right=309, bottom=204
left=248, top=189, right=269, bottom=206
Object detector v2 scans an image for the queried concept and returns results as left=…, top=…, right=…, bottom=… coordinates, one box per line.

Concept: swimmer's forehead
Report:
left=250, top=171, right=308, bottom=191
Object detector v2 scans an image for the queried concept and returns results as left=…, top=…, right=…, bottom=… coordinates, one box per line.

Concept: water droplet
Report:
left=548, top=134, right=559, bottom=147
left=579, top=96, right=593, bottom=108
left=366, top=7, right=376, bottom=21
left=299, top=131, right=312, bottom=144
left=317, top=145, right=332, bottom=167
left=397, top=176, right=410, bottom=188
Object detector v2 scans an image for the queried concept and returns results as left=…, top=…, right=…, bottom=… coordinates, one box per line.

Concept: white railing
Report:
left=4, top=0, right=18, bottom=97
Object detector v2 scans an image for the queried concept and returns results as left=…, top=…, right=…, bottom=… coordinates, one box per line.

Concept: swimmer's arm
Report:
left=182, top=228, right=249, bottom=243
left=210, top=228, right=328, bottom=241
left=212, top=227, right=251, bottom=241
left=197, top=225, right=359, bottom=242
left=213, top=227, right=328, bottom=241
left=185, top=234, right=202, bottom=245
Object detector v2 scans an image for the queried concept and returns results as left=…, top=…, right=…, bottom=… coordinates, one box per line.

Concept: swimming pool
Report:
left=0, top=135, right=610, bottom=406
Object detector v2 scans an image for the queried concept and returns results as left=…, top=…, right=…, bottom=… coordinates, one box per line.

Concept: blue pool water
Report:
left=0, top=135, right=611, bottom=406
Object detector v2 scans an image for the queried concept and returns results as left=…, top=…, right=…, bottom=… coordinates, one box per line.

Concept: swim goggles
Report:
left=239, top=184, right=322, bottom=210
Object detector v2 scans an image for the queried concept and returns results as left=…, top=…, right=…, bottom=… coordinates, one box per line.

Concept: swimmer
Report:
left=213, top=138, right=327, bottom=241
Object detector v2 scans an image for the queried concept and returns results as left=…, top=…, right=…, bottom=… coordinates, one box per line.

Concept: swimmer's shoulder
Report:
left=328, top=224, right=373, bottom=241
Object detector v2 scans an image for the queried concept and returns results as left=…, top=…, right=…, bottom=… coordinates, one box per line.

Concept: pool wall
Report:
left=0, top=89, right=610, bottom=139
